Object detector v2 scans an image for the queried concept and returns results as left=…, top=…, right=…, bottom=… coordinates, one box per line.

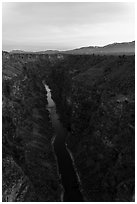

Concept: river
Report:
left=45, top=84, right=83, bottom=202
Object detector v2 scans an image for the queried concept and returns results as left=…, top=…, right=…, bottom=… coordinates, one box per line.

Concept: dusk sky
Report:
left=2, top=2, right=135, bottom=51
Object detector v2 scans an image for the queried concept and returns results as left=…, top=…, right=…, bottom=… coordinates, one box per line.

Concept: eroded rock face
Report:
left=2, top=58, right=63, bottom=201
left=69, top=79, right=135, bottom=201
left=47, top=55, right=135, bottom=202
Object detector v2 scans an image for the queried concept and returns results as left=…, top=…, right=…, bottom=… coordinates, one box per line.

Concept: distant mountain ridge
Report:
left=10, top=50, right=26, bottom=53
left=63, top=41, right=135, bottom=55
left=8, top=41, right=135, bottom=55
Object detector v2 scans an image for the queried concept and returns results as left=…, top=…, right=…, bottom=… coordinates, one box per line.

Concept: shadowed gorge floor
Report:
left=45, top=83, right=83, bottom=202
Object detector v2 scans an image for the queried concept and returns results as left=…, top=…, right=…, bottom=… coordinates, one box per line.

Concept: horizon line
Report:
left=2, top=40, right=135, bottom=53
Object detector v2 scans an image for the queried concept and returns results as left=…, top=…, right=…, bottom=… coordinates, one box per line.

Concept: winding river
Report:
left=45, top=84, right=83, bottom=202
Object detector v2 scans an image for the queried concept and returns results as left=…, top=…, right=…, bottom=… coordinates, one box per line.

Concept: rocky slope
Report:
left=48, top=54, right=135, bottom=201
left=2, top=55, right=63, bottom=201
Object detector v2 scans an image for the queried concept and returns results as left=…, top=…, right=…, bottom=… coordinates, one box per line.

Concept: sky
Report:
left=2, top=2, right=135, bottom=51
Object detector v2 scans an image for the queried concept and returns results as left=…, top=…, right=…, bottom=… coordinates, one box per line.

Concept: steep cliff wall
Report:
left=2, top=57, right=63, bottom=201
left=48, top=55, right=135, bottom=201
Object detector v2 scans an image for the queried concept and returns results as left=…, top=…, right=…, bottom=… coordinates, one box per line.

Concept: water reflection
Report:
left=44, top=83, right=83, bottom=202
left=45, top=84, right=55, bottom=108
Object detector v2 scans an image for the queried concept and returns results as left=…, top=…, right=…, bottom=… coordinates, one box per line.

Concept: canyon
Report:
left=2, top=50, right=135, bottom=201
